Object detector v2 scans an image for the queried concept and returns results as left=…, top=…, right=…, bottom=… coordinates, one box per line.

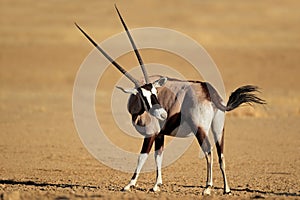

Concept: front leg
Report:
left=152, top=134, right=164, bottom=192
left=123, top=136, right=156, bottom=191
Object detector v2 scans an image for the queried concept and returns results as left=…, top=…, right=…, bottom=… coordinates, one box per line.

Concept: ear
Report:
left=153, top=77, right=168, bottom=88
left=116, top=86, right=138, bottom=95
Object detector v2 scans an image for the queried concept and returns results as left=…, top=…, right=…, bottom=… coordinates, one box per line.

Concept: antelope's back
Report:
left=152, top=76, right=210, bottom=111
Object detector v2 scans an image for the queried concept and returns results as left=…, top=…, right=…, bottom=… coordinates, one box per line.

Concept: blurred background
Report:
left=0, top=0, right=299, bottom=198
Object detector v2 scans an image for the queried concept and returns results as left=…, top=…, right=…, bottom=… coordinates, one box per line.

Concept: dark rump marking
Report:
left=201, top=82, right=212, bottom=101
left=201, top=82, right=227, bottom=111
left=200, top=82, right=266, bottom=112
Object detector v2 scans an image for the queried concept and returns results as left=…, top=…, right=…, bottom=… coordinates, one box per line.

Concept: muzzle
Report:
left=149, top=104, right=168, bottom=121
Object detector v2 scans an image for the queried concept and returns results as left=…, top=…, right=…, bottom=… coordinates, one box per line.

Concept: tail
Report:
left=203, top=83, right=266, bottom=112
left=225, top=85, right=266, bottom=111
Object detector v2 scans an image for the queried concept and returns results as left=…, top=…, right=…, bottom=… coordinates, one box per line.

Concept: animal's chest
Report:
left=132, top=113, right=162, bottom=136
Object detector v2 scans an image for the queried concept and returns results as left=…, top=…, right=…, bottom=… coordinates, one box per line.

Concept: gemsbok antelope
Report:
left=75, top=5, right=265, bottom=195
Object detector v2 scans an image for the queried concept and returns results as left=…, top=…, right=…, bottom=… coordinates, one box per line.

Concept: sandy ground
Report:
left=1, top=0, right=300, bottom=199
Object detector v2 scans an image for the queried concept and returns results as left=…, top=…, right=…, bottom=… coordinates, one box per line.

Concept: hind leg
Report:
left=215, top=133, right=231, bottom=194
left=212, top=110, right=231, bottom=194
left=194, top=126, right=213, bottom=195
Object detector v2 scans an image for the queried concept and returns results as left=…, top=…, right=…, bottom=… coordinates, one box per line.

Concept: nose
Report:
left=149, top=105, right=168, bottom=121
left=160, top=110, right=168, bottom=120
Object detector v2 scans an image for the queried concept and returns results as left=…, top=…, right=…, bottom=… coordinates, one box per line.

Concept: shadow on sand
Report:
left=0, top=179, right=98, bottom=190
left=1, top=179, right=299, bottom=197
left=181, top=184, right=300, bottom=197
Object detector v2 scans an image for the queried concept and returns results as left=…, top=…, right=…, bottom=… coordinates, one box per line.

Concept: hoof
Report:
left=223, top=190, right=232, bottom=195
left=152, top=187, right=160, bottom=192
left=151, top=184, right=161, bottom=192
left=122, top=185, right=134, bottom=192
left=203, top=186, right=213, bottom=196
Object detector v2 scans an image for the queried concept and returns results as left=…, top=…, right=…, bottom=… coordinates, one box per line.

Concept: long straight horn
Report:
left=114, top=4, right=150, bottom=84
left=75, top=23, right=140, bottom=87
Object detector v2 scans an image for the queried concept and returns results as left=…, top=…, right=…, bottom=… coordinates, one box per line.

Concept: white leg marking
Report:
left=206, top=151, right=213, bottom=186
left=203, top=151, right=213, bottom=195
left=123, top=153, right=148, bottom=191
left=219, top=153, right=231, bottom=194
left=153, top=151, right=163, bottom=192
left=212, top=110, right=230, bottom=194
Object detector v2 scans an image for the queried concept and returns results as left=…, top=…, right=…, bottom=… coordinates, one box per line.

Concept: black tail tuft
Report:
left=226, top=85, right=266, bottom=111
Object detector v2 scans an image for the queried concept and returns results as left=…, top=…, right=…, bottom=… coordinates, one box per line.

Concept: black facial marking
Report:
left=137, top=83, right=161, bottom=111
left=151, top=94, right=160, bottom=106
left=141, top=83, right=153, bottom=90
left=137, top=88, right=150, bottom=111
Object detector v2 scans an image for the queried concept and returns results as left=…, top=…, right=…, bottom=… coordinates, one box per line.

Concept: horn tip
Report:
left=74, top=22, right=80, bottom=29
left=115, top=3, right=122, bottom=16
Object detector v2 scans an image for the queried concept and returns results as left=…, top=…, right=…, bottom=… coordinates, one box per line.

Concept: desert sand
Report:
left=0, top=0, right=299, bottom=199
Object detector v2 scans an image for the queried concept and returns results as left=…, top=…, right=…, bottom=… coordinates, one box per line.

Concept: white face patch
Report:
left=151, top=87, right=158, bottom=96
left=141, top=88, right=152, bottom=107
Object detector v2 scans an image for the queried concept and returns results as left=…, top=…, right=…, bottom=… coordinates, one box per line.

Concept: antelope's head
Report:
left=75, top=5, right=168, bottom=121
left=118, top=77, right=168, bottom=121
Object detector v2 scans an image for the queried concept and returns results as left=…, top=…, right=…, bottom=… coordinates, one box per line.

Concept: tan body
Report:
left=125, top=76, right=229, bottom=194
